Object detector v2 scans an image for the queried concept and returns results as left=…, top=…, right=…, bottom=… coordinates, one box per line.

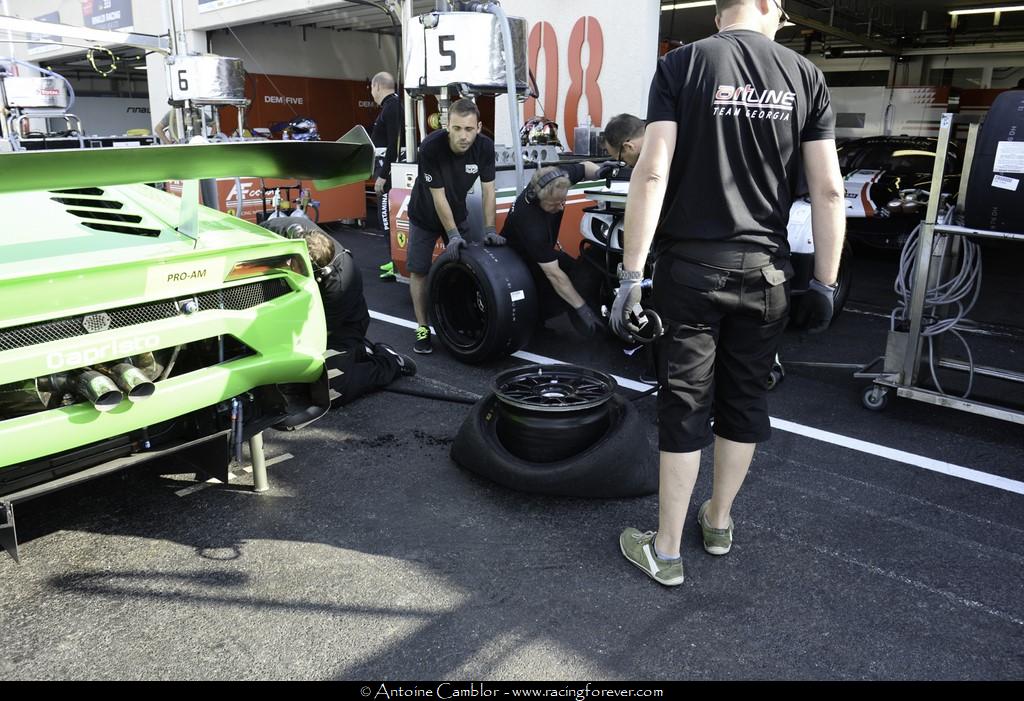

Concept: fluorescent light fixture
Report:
left=948, top=5, right=1024, bottom=15
left=662, top=1, right=716, bottom=11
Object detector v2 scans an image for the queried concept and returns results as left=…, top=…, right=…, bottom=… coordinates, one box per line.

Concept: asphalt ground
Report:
left=1, top=224, right=1022, bottom=681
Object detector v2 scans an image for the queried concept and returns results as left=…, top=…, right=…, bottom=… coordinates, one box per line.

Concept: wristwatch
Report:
left=616, top=263, right=643, bottom=282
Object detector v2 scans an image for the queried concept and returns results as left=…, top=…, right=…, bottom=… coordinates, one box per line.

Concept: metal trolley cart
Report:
left=0, top=71, right=84, bottom=150
left=860, top=111, right=1024, bottom=425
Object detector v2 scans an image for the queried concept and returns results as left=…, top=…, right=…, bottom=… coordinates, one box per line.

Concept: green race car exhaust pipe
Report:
left=102, top=362, right=156, bottom=403
left=68, top=369, right=124, bottom=412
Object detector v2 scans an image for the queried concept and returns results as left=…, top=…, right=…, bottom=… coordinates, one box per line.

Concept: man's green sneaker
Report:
left=697, top=500, right=733, bottom=555
left=413, top=325, right=433, bottom=354
left=379, top=260, right=394, bottom=273
left=619, top=528, right=684, bottom=586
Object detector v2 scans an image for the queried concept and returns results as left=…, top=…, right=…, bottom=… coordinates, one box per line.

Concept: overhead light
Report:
left=662, top=1, right=716, bottom=11
left=948, top=5, right=1024, bottom=15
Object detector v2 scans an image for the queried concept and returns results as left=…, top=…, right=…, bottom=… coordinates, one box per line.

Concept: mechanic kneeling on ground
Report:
left=296, top=226, right=417, bottom=405
left=500, top=163, right=610, bottom=337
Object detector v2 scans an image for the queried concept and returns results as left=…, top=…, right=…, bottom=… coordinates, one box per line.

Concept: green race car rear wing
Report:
left=0, top=125, right=375, bottom=194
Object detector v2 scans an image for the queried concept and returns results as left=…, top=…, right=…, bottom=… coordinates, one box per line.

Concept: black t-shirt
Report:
left=318, top=249, right=369, bottom=346
left=502, top=163, right=587, bottom=265
left=371, top=93, right=403, bottom=187
left=646, top=30, right=834, bottom=255
left=407, top=129, right=496, bottom=232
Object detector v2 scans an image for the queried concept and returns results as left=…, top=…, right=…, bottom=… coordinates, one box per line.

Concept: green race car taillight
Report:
left=226, top=254, right=310, bottom=281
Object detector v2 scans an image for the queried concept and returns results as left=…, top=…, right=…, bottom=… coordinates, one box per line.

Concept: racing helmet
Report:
left=520, top=116, right=561, bottom=147
left=285, top=116, right=320, bottom=141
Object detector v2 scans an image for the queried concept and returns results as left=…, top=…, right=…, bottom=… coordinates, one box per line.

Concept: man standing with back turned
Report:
left=612, top=0, right=846, bottom=586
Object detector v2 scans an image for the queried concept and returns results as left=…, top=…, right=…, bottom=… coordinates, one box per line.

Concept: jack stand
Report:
left=250, top=433, right=268, bottom=492
left=0, top=501, right=18, bottom=563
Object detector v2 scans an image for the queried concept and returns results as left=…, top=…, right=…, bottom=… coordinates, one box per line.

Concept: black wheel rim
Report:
left=432, top=263, right=489, bottom=352
left=493, top=364, right=616, bottom=412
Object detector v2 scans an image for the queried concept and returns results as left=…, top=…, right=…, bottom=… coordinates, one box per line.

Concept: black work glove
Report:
left=482, top=225, right=506, bottom=246
left=798, top=278, right=836, bottom=333
left=443, top=229, right=466, bottom=261
left=597, top=160, right=625, bottom=180
left=569, top=303, right=603, bottom=338
left=609, top=279, right=643, bottom=343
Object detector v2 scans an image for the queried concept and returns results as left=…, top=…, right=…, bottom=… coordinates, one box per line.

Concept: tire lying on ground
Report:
left=428, top=245, right=538, bottom=364
left=450, top=365, right=657, bottom=498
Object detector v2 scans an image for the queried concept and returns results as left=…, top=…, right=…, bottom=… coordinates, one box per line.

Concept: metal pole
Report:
left=401, top=0, right=417, bottom=162
left=164, top=0, right=187, bottom=142
left=250, top=432, right=268, bottom=492
left=900, top=113, right=954, bottom=386
left=1, top=0, right=15, bottom=60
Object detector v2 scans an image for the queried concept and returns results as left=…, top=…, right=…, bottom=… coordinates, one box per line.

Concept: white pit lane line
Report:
left=369, top=309, right=1024, bottom=496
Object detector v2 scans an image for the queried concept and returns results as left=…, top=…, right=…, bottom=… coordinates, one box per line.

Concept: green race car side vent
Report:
left=0, top=126, right=374, bottom=195
left=50, top=188, right=162, bottom=237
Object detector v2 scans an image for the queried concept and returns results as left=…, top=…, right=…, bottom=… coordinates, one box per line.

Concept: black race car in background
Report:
left=836, top=136, right=962, bottom=249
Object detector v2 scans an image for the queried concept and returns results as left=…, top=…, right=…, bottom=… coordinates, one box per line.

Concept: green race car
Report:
left=0, top=131, right=372, bottom=541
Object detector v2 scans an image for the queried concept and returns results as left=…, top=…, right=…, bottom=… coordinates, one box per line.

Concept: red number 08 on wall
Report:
left=524, top=17, right=604, bottom=151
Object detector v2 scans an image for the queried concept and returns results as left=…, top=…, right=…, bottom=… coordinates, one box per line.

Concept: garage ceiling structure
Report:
left=27, top=2, right=1024, bottom=91
left=253, top=0, right=436, bottom=33
left=29, top=1, right=437, bottom=93
left=661, top=0, right=1024, bottom=55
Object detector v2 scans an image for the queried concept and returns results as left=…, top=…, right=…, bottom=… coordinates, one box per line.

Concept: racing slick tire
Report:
left=965, top=90, right=1024, bottom=234
left=428, top=245, right=538, bottom=364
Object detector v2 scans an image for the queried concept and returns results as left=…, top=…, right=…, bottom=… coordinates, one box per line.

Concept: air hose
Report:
left=891, top=208, right=982, bottom=398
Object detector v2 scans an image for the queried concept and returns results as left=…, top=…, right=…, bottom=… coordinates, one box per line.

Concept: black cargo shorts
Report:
left=651, top=252, right=792, bottom=453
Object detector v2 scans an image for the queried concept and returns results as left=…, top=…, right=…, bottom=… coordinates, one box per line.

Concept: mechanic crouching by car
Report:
left=500, top=163, right=608, bottom=337
left=292, top=224, right=416, bottom=405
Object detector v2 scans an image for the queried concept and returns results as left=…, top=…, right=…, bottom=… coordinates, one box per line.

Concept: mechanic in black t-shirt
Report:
left=613, top=0, right=846, bottom=587
left=370, top=72, right=403, bottom=280
left=405, top=98, right=501, bottom=354
left=601, top=113, right=647, bottom=179
left=501, top=163, right=607, bottom=337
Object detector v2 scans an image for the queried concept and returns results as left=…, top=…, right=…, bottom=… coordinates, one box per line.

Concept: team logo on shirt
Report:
left=466, top=164, right=479, bottom=174
left=424, top=173, right=433, bottom=183
left=712, top=84, right=795, bottom=121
